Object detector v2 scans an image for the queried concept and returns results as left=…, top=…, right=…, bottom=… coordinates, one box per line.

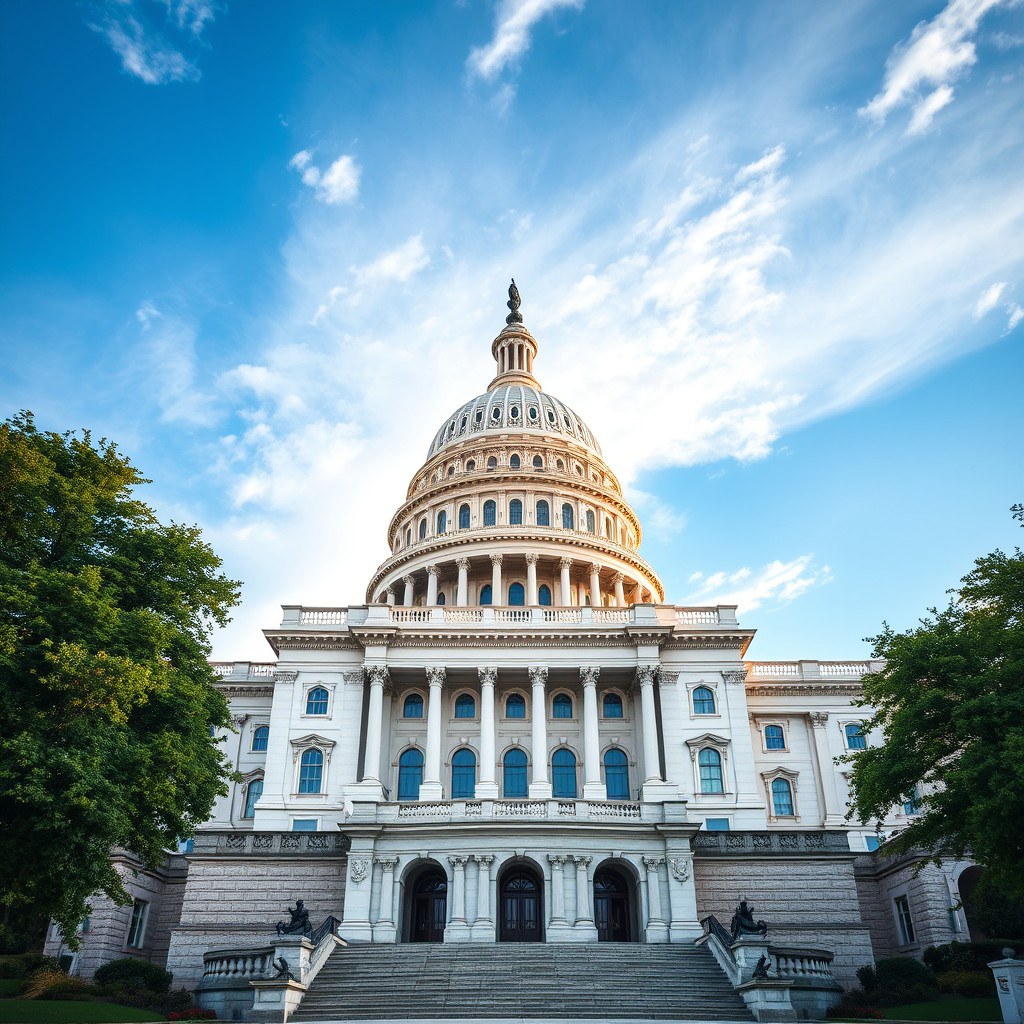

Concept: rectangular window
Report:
left=705, top=818, right=731, bottom=831
left=895, top=895, right=915, bottom=944
left=291, top=818, right=318, bottom=832
left=865, top=836, right=882, bottom=852
left=126, top=899, right=149, bottom=948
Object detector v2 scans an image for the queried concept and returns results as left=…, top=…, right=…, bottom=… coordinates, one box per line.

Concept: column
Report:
left=477, top=667, right=498, bottom=798
left=589, top=563, right=602, bottom=608
left=613, top=572, right=626, bottom=606
left=573, top=855, right=593, bottom=923
left=526, top=553, right=539, bottom=606
left=456, top=557, right=469, bottom=607
left=471, top=855, right=495, bottom=940
left=421, top=666, right=445, bottom=800
left=446, top=856, right=471, bottom=941
left=809, top=712, right=844, bottom=825
left=528, top=666, right=551, bottom=798
left=643, top=856, right=669, bottom=942
left=361, top=665, right=389, bottom=784
left=402, top=574, right=415, bottom=606
left=549, top=855, right=567, bottom=922
left=559, top=557, right=572, bottom=606
left=638, top=666, right=663, bottom=783
left=425, top=565, right=438, bottom=605
left=373, top=856, right=398, bottom=941
left=581, top=667, right=603, bottom=799
left=385, top=588, right=396, bottom=606
left=490, top=553, right=503, bottom=604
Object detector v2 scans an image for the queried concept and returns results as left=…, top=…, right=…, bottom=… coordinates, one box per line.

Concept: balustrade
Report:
left=202, top=947, right=274, bottom=979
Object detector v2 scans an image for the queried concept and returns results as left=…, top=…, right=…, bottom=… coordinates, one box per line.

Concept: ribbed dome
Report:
left=427, top=384, right=603, bottom=459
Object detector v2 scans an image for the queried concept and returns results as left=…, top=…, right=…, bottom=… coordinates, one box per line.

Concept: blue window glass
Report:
left=455, top=694, right=476, bottom=719
left=508, top=582, right=525, bottom=606
left=538, top=584, right=552, bottom=606
left=483, top=500, right=496, bottom=526
left=603, top=693, right=623, bottom=719
left=692, top=686, right=715, bottom=714
left=509, top=454, right=521, bottom=469
left=705, top=817, right=730, bottom=831
left=452, top=748, right=476, bottom=799
left=846, top=723, right=867, bottom=750
left=604, top=749, right=629, bottom=800
left=552, top=694, right=572, bottom=718
left=298, top=749, right=323, bottom=794
left=480, top=584, right=492, bottom=605
left=503, top=748, right=528, bottom=798
left=437, top=592, right=445, bottom=605
left=403, top=694, right=424, bottom=718
left=505, top=694, right=526, bottom=718
left=536, top=500, right=550, bottom=526
left=561, top=503, right=574, bottom=529
left=533, top=455, right=543, bottom=468
left=398, top=748, right=423, bottom=801
left=292, top=818, right=318, bottom=832
left=306, top=686, right=329, bottom=715
left=459, top=503, right=470, bottom=529
left=552, top=748, right=577, bottom=798
left=771, top=778, right=794, bottom=816
left=509, top=499, right=523, bottom=525
left=418, top=518, right=427, bottom=539
left=437, top=510, right=447, bottom=534
left=698, top=748, right=724, bottom=794
left=252, top=725, right=269, bottom=751
left=243, top=778, right=263, bottom=817
left=586, top=509, right=596, bottom=533
left=865, top=835, right=882, bottom=852
left=903, top=785, right=920, bottom=816
left=764, top=725, right=785, bottom=749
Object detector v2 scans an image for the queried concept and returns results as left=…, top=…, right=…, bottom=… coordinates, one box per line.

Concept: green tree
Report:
left=0, top=411, right=241, bottom=948
left=846, top=506, right=1024, bottom=899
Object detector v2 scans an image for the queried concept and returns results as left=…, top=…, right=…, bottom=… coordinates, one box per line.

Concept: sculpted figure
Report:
left=752, top=954, right=771, bottom=979
left=506, top=278, right=523, bottom=324
left=275, top=899, right=312, bottom=937
left=729, top=899, right=768, bottom=940
left=273, top=956, right=294, bottom=980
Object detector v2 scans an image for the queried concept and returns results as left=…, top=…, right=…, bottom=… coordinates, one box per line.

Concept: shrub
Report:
left=924, top=940, right=1022, bottom=973
left=860, top=956, right=936, bottom=992
left=22, top=968, right=97, bottom=1001
left=0, top=953, right=61, bottom=979
left=936, top=969, right=995, bottom=998
left=94, top=957, right=172, bottom=994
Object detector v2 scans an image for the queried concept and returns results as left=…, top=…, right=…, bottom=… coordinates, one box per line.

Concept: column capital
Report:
left=374, top=856, right=399, bottom=870
left=528, top=666, right=548, bottom=687
left=525, top=552, right=539, bottom=565
left=478, top=666, right=497, bottom=687
left=559, top=556, right=573, bottom=570
left=548, top=854, right=568, bottom=867
left=589, top=562, right=601, bottom=575
left=580, top=666, right=600, bottom=688
left=635, top=665, right=657, bottom=688
left=385, top=588, right=396, bottom=601
left=642, top=855, right=665, bottom=870
left=571, top=855, right=592, bottom=867
left=402, top=574, right=415, bottom=586
left=723, top=669, right=747, bottom=685
left=810, top=711, right=830, bottom=728
left=425, top=666, right=446, bottom=688
left=365, top=665, right=391, bottom=691
left=490, top=552, right=503, bottom=566
left=425, top=564, right=439, bottom=578
left=473, top=854, right=495, bottom=867
left=611, top=571, right=625, bottom=584
left=448, top=855, right=469, bottom=868
left=456, top=556, right=471, bottom=571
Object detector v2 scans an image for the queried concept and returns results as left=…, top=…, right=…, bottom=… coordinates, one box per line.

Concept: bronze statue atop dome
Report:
left=506, top=278, right=523, bottom=325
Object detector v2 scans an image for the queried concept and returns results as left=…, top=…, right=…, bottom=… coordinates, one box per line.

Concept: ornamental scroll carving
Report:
left=669, top=857, right=691, bottom=882
left=722, top=670, right=748, bottom=685
left=426, top=666, right=446, bottom=688
left=528, top=666, right=548, bottom=687
left=274, top=670, right=298, bottom=683
left=365, top=665, right=391, bottom=694
left=579, top=667, right=600, bottom=687
left=809, top=712, right=830, bottom=728
left=478, top=667, right=497, bottom=687
left=635, top=666, right=656, bottom=688
left=350, top=859, right=369, bottom=883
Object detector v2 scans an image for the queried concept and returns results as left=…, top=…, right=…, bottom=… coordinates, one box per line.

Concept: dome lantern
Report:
left=489, top=279, right=540, bottom=391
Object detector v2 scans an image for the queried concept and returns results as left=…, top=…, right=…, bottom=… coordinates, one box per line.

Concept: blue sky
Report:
left=1, top=0, right=1022, bottom=661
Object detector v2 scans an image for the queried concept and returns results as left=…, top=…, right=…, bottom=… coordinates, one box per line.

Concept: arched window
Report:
left=403, top=694, right=424, bottom=719
left=586, top=509, right=596, bottom=533
left=252, top=725, right=269, bottom=751
left=418, top=518, right=427, bottom=540
left=447, top=466, right=454, bottom=477
left=771, top=778, right=794, bottom=816
left=692, top=686, right=716, bottom=715
left=603, top=693, right=623, bottom=719
left=536, top=499, right=550, bottom=526
left=604, top=749, right=629, bottom=801
left=562, top=503, right=574, bottom=529
left=437, top=510, right=446, bottom=534
left=764, top=725, right=785, bottom=750
left=845, top=723, right=867, bottom=750
left=480, top=584, right=492, bottom=605
left=698, top=748, right=724, bottom=794
left=298, top=749, right=323, bottom=794
left=306, top=686, right=329, bottom=715
left=487, top=456, right=497, bottom=469
left=605, top=517, right=613, bottom=537
left=458, top=503, right=470, bottom=529
left=452, top=748, right=476, bottom=799
left=455, top=694, right=476, bottom=719
left=532, top=455, right=543, bottom=468
left=405, top=527, right=411, bottom=547
left=509, top=454, right=521, bottom=469
left=466, top=459, right=475, bottom=471
left=552, top=748, right=578, bottom=798
left=398, top=748, right=423, bottom=801
left=538, top=584, right=552, bottom=606
left=552, top=693, right=573, bottom=718
left=505, top=694, right=526, bottom=719
left=483, top=500, right=496, bottom=526
left=509, top=499, right=523, bottom=525
left=556, top=459, right=564, bottom=470
left=243, top=777, right=263, bottom=817
left=437, top=592, right=445, bottom=605
left=503, top=748, right=528, bottom=798
left=508, top=582, right=525, bottom=606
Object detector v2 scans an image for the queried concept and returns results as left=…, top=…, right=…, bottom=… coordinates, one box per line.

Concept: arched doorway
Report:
left=410, top=868, right=447, bottom=942
left=594, top=866, right=635, bottom=942
left=498, top=863, right=544, bottom=942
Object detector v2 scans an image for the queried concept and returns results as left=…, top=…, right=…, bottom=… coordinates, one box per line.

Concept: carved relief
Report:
left=350, top=859, right=369, bottom=882
left=809, top=712, right=830, bottom=728
left=669, top=857, right=691, bottom=882
left=722, top=670, right=747, bottom=685
left=478, top=666, right=497, bottom=687
left=528, top=666, right=549, bottom=686
left=579, top=666, right=600, bottom=687
left=425, top=666, right=446, bottom=687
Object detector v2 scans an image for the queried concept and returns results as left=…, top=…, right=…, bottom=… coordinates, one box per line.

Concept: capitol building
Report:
left=47, top=286, right=981, bottom=1021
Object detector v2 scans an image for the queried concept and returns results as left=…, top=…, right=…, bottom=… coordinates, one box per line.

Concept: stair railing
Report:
left=697, top=914, right=741, bottom=985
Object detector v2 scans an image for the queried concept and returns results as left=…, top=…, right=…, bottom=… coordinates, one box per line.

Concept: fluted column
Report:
left=473, top=855, right=494, bottom=934
left=425, top=564, right=438, bottom=605
left=581, top=667, right=603, bottom=799
left=559, top=557, right=572, bottom=606
left=385, top=588, right=396, bottom=606
left=528, top=666, right=551, bottom=798
left=490, top=553, right=503, bottom=604
left=456, top=557, right=469, bottom=607
left=477, top=667, right=498, bottom=798
left=643, top=856, right=665, bottom=923
left=449, top=856, right=468, bottom=922
left=637, top=666, right=662, bottom=783
left=362, top=666, right=389, bottom=783
left=810, top=712, right=844, bottom=825
left=548, top=855, right=567, bottom=922
left=402, top=574, right=415, bottom=607
left=573, top=856, right=592, bottom=923
left=375, top=857, right=398, bottom=924
left=589, top=563, right=602, bottom=608
left=421, top=666, right=445, bottom=800
left=526, top=553, right=539, bottom=606
left=613, top=572, right=626, bottom=606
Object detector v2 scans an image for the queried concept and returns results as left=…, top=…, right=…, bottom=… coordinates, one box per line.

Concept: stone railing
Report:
left=769, top=946, right=837, bottom=982
left=201, top=946, right=275, bottom=981
left=209, top=661, right=277, bottom=681
left=370, top=798, right=660, bottom=824
left=191, top=831, right=350, bottom=857
left=745, top=660, right=882, bottom=681
left=298, top=607, right=348, bottom=625
left=691, top=830, right=851, bottom=855
left=676, top=608, right=721, bottom=625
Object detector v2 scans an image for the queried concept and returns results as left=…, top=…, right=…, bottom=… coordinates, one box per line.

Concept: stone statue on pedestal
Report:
left=275, top=899, right=312, bottom=938
left=730, top=899, right=768, bottom=940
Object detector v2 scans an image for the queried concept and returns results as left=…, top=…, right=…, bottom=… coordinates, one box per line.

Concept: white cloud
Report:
left=1007, top=304, right=1024, bottom=332
left=629, top=489, right=686, bottom=539
left=683, top=556, right=833, bottom=615
left=974, top=281, right=1007, bottom=318
left=162, top=0, right=216, bottom=36
left=290, top=151, right=361, bottom=205
left=355, top=235, right=430, bottom=285
left=468, top=0, right=584, bottom=81
left=860, top=0, right=1012, bottom=133
left=289, top=150, right=313, bottom=171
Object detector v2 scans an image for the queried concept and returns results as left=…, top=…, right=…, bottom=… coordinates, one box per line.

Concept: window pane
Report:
left=865, top=836, right=882, bottom=851
left=602, top=694, right=623, bottom=718
left=483, top=500, right=496, bottom=526
left=455, top=694, right=475, bottom=718
left=126, top=900, right=149, bottom=948
left=705, top=818, right=730, bottom=831
left=698, top=748, right=724, bottom=794
left=292, top=818, right=318, bottom=832
left=306, top=687, right=329, bottom=715
left=896, top=896, right=915, bottom=944
left=419, top=519, right=427, bottom=539
left=510, top=454, right=521, bottom=468
left=480, top=584, right=492, bottom=605
left=437, top=510, right=446, bottom=534
left=503, top=749, right=528, bottom=798
left=252, top=726, right=269, bottom=751
left=299, top=749, right=323, bottom=793
left=506, top=694, right=526, bottom=718
left=536, top=500, right=550, bottom=526
left=244, top=778, right=263, bottom=818
left=459, top=504, right=470, bottom=529
left=693, top=686, right=715, bottom=714
left=586, top=510, right=596, bottom=533
left=771, top=778, right=794, bottom=816
left=398, top=749, right=424, bottom=801
left=604, top=749, right=629, bottom=800
left=404, top=694, right=424, bottom=718
left=846, top=724, right=867, bottom=749
left=538, top=584, right=552, bottom=606
left=552, top=749, right=577, bottom=798
left=562, top=503, right=574, bottom=529
left=552, top=694, right=573, bottom=718
left=509, top=499, right=523, bottom=525
left=508, top=582, right=525, bottom=606
left=764, top=725, right=784, bottom=749
left=452, top=749, right=476, bottom=799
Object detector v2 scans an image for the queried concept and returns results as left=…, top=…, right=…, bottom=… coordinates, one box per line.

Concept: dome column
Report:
left=613, top=573, right=626, bottom=607
left=477, top=667, right=498, bottom=799
left=425, top=565, right=438, bottom=605
left=528, top=666, right=551, bottom=798
left=456, top=558, right=470, bottom=606
left=402, top=575, right=415, bottom=607
left=385, top=588, right=395, bottom=606
left=490, top=553, right=503, bottom=605
left=526, top=553, right=539, bottom=606
left=589, top=563, right=602, bottom=608
left=559, top=558, right=572, bottom=606
left=420, top=667, right=445, bottom=801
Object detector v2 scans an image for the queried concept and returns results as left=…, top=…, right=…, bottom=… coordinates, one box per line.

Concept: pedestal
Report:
left=989, top=955, right=1024, bottom=1024
left=641, top=780, right=681, bottom=803
left=417, top=780, right=444, bottom=801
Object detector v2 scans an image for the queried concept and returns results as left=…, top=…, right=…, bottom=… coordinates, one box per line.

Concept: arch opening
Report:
left=498, top=862, right=544, bottom=942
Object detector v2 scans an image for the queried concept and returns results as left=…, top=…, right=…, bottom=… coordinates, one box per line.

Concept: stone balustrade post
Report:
left=529, top=666, right=551, bottom=798
left=526, top=553, right=539, bottom=606
left=581, top=667, right=603, bottom=799
left=456, top=557, right=469, bottom=607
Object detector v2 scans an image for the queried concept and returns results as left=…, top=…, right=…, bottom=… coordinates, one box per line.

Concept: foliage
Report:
left=845, top=506, right=1024, bottom=899
left=0, top=954, right=60, bottom=980
left=924, top=940, right=1022, bottom=973
left=970, top=883, right=1024, bottom=939
left=857, top=956, right=936, bottom=993
left=93, top=960, right=170, bottom=995
left=936, top=970, right=995, bottom=998
left=21, top=969, right=94, bottom=1001
left=0, top=412, right=241, bottom=948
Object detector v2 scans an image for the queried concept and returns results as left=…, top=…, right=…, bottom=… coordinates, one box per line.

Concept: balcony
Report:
left=349, top=797, right=681, bottom=825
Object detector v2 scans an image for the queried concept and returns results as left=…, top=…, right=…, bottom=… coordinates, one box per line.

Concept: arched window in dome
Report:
left=475, top=409, right=483, bottom=424
left=460, top=415, right=467, bottom=430
left=508, top=582, right=525, bottom=606
left=509, top=499, right=523, bottom=525
left=483, top=500, right=496, bottom=526
left=397, top=748, right=423, bottom=801
left=536, top=500, right=550, bottom=526
left=552, top=748, right=577, bottom=798
left=506, top=693, right=526, bottom=718
left=604, top=748, right=629, bottom=801
left=491, top=407, right=501, bottom=421
left=605, top=517, right=613, bottom=537
left=419, top=518, right=427, bottom=540
left=562, top=503, right=574, bottom=529
left=503, top=748, right=528, bottom=798
left=458, top=503, right=470, bottom=529
left=437, top=510, right=447, bottom=534
left=509, top=454, right=521, bottom=469
left=405, top=528, right=411, bottom=547
left=538, top=584, right=552, bottom=606
left=547, top=409, right=556, bottom=423
left=528, top=407, right=538, bottom=421
left=487, top=456, right=497, bottom=469
left=447, top=466, right=455, bottom=477
left=466, top=459, right=475, bottom=471
left=532, top=455, right=543, bottom=468
left=586, top=509, right=596, bottom=533
left=510, top=405, right=520, bottom=419
left=403, top=694, right=424, bottom=718
left=603, top=693, right=623, bottom=719
left=480, top=584, right=492, bottom=605
left=437, top=592, right=446, bottom=605
left=556, top=459, right=564, bottom=470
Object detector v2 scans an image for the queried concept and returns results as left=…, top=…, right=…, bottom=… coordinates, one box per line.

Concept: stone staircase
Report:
left=292, top=942, right=752, bottom=1020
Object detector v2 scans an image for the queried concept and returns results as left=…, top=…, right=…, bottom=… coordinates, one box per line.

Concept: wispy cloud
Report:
left=685, top=556, right=833, bottom=615
left=289, top=151, right=361, bottom=205
left=974, top=281, right=1007, bottom=318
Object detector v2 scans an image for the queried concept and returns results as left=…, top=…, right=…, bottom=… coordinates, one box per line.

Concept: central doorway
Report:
left=498, top=864, right=544, bottom=942
left=594, top=866, right=633, bottom=942
left=411, top=869, right=447, bottom=942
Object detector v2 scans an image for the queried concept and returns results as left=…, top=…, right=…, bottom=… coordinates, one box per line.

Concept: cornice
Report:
left=387, top=631, right=637, bottom=649
left=745, top=683, right=864, bottom=697
left=263, top=629, right=361, bottom=655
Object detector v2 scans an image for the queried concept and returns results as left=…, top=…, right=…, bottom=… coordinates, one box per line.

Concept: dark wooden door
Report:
left=499, top=871, right=542, bottom=941
left=594, top=869, right=631, bottom=942
left=411, top=872, right=447, bottom=942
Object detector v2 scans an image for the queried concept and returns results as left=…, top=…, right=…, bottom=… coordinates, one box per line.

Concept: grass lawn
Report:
left=0, top=983, right=21, bottom=999
left=880, top=996, right=1001, bottom=1021
left=0, top=1001, right=165, bottom=1023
